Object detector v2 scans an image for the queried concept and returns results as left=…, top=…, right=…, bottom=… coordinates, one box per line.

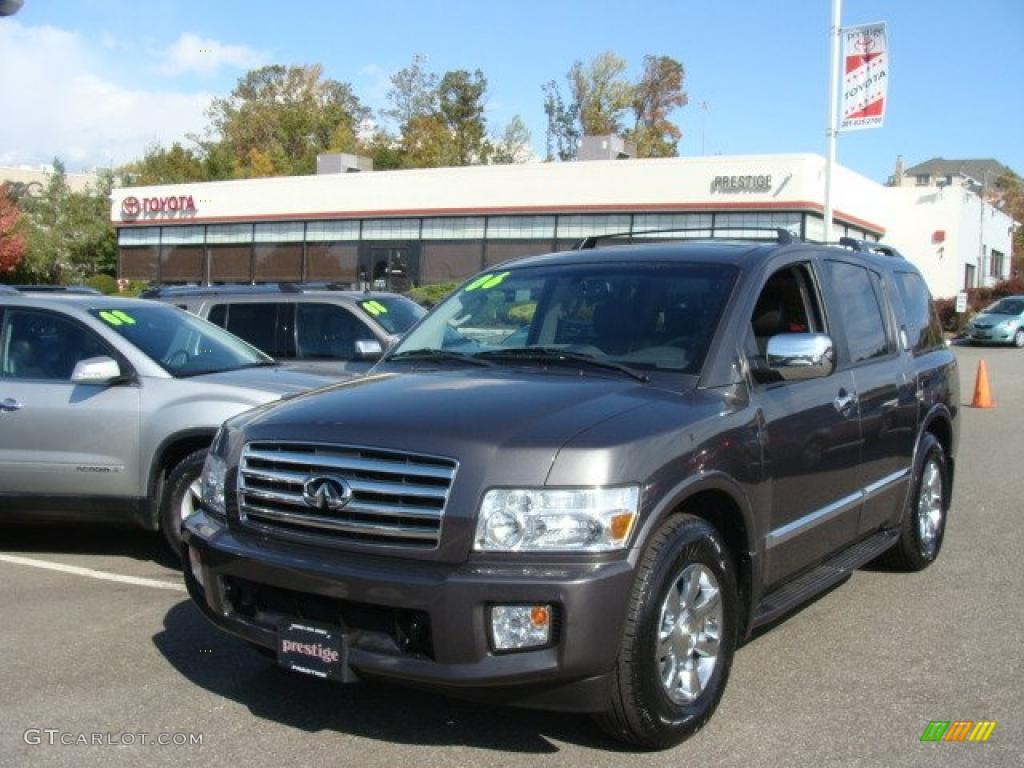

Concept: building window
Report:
left=915, top=175, right=930, bottom=186
left=362, top=218, right=420, bottom=240
left=306, top=220, right=360, bottom=241
left=485, top=215, right=556, bottom=240
left=964, top=264, right=976, bottom=290
left=118, top=227, right=160, bottom=280
left=159, top=225, right=204, bottom=283
left=421, top=217, right=486, bottom=240
left=556, top=214, right=631, bottom=239
left=990, top=250, right=1005, bottom=279
left=632, top=213, right=712, bottom=238
left=716, top=212, right=801, bottom=239
left=207, top=224, right=253, bottom=282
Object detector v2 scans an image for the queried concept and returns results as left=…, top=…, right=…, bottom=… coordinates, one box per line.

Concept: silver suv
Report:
left=143, top=284, right=426, bottom=376
left=0, top=288, right=334, bottom=552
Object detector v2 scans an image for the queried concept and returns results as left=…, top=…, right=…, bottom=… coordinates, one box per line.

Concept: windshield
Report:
left=90, top=305, right=273, bottom=377
left=390, top=262, right=737, bottom=375
left=983, top=298, right=1024, bottom=316
left=358, top=296, right=427, bottom=335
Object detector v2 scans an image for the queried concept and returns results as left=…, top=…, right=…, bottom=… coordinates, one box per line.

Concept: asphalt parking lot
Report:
left=1, top=344, right=1021, bottom=768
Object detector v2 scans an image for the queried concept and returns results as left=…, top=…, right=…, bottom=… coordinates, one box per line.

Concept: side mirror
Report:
left=71, top=356, right=122, bottom=385
left=354, top=339, right=384, bottom=361
left=766, top=333, right=835, bottom=381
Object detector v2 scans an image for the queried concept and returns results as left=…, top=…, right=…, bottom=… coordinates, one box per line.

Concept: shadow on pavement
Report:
left=0, top=523, right=179, bottom=569
left=153, top=600, right=638, bottom=754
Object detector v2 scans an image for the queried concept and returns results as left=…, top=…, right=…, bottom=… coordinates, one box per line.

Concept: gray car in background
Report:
left=0, top=289, right=334, bottom=552
left=143, top=284, right=426, bottom=376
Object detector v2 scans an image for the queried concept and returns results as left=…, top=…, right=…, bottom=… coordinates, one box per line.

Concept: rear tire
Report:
left=594, top=514, right=737, bottom=749
left=877, top=433, right=948, bottom=571
left=160, top=449, right=207, bottom=558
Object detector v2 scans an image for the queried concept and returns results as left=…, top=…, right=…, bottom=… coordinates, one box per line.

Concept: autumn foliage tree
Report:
left=0, top=184, right=27, bottom=276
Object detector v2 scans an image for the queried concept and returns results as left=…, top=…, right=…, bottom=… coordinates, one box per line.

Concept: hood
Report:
left=235, top=368, right=669, bottom=470
left=192, top=366, right=338, bottom=397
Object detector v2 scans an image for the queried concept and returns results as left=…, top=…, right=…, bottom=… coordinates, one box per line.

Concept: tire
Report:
left=594, top=514, right=738, bottom=749
left=1014, top=329, right=1024, bottom=348
left=160, top=449, right=207, bottom=558
left=877, top=433, right=948, bottom=571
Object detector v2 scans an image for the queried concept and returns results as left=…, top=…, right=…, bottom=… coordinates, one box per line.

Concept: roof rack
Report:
left=138, top=281, right=359, bottom=299
left=10, top=284, right=103, bottom=295
left=836, top=237, right=904, bottom=259
left=576, top=227, right=799, bottom=250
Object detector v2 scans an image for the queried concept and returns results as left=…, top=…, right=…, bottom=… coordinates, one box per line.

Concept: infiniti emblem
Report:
left=302, top=476, right=353, bottom=512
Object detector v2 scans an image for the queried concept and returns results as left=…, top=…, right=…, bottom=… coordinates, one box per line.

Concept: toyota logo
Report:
left=121, top=196, right=140, bottom=218
left=302, top=476, right=353, bottom=512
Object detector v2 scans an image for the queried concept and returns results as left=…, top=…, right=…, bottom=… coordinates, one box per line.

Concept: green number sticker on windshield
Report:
left=465, top=271, right=510, bottom=292
left=111, top=310, right=136, bottom=325
left=361, top=300, right=389, bottom=316
left=98, top=310, right=123, bottom=326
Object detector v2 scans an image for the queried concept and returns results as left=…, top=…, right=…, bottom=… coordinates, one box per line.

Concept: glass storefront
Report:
left=118, top=210, right=880, bottom=286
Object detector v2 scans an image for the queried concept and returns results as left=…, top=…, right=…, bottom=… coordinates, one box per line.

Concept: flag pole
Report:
left=824, top=0, right=841, bottom=242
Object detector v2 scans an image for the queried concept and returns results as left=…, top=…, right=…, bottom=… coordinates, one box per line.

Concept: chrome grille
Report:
left=237, top=442, right=457, bottom=549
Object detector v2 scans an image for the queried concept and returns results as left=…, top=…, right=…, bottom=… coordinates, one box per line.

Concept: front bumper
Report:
left=967, top=326, right=1016, bottom=343
left=183, top=510, right=636, bottom=711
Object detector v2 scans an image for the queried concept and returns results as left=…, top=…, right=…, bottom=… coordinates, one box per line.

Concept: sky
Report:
left=1, top=0, right=1021, bottom=184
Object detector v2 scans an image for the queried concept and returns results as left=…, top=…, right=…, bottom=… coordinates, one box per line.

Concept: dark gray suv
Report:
left=183, top=234, right=958, bottom=748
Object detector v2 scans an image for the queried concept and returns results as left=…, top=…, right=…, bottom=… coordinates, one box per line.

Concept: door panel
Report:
left=759, top=371, right=863, bottom=586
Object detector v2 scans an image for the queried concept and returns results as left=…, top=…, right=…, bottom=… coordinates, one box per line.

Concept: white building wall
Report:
left=881, top=186, right=1014, bottom=298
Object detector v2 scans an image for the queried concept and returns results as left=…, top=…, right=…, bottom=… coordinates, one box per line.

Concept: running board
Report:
left=751, top=529, right=899, bottom=629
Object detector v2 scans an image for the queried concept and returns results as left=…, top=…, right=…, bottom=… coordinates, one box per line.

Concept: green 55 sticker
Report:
left=99, top=310, right=136, bottom=326
left=465, top=271, right=510, bottom=292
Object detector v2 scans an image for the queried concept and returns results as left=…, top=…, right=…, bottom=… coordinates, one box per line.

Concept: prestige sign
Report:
left=121, top=194, right=197, bottom=219
left=710, top=175, right=773, bottom=194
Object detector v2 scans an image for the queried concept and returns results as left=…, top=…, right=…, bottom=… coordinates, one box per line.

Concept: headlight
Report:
left=474, top=485, right=640, bottom=552
left=199, top=453, right=227, bottom=515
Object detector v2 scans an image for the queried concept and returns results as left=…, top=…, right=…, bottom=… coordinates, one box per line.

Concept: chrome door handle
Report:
left=833, top=390, right=857, bottom=413
left=0, top=398, right=23, bottom=412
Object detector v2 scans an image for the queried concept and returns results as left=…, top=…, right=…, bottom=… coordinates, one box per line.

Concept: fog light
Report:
left=490, top=604, right=552, bottom=651
left=188, top=546, right=204, bottom=589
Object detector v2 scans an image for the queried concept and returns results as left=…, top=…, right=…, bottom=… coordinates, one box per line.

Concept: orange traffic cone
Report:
left=971, top=360, right=994, bottom=408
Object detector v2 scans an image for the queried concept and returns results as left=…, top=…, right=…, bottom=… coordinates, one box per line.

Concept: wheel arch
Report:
left=637, top=473, right=759, bottom=638
left=143, top=429, right=217, bottom=530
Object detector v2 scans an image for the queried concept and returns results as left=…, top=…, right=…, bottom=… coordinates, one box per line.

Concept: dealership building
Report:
left=109, top=152, right=1015, bottom=299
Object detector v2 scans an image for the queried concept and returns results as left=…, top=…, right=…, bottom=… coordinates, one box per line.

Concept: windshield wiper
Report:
left=387, top=348, right=496, bottom=367
left=477, top=347, right=649, bottom=382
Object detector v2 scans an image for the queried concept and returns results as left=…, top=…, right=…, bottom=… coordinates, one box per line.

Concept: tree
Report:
left=543, top=51, right=686, bottom=160
left=204, top=64, right=370, bottom=178
left=994, top=173, right=1024, bottom=274
left=570, top=51, right=633, bottom=136
left=121, top=142, right=208, bottom=185
left=490, top=116, right=533, bottom=164
left=16, top=161, right=116, bottom=283
left=385, top=54, right=439, bottom=128
left=0, top=184, right=26, bottom=276
left=437, top=69, right=489, bottom=165
left=627, top=55, right=687, bottom=158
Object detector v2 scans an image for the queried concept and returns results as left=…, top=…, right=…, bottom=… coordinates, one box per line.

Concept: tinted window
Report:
left=894, top=272, right=943, bottom=353
left=223, top=303, right=279, bottom=356
left=89, top=305, right=271, bottom=377
left=357, top=296, right=426, bottom=335
left=0, top=310, right=111, bottom=380
left=296, top=303, right=373, bottom=360
left=394, top=263, right=738, bottom=374
left=825, top=261, right=889, bottom=363
left=207, top=303, right=228, bottom=327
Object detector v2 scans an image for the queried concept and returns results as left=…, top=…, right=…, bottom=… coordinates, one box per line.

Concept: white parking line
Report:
left=0, top=553, right=186, bottom=592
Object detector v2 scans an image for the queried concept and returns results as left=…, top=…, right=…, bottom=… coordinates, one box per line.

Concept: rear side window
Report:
left=221, top=303, right=280, bottom=357
left=207, top=304, right=228, bottom=327
left=894, top=272, right=943, bottom=353
left=825, top=261, right=890, bottom=363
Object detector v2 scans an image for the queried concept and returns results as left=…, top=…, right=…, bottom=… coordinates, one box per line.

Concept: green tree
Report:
left=627, top=55, right=687, bottom=158
left=437, top=69, right=489, bottom=165
left=490, top=116, right=533, bottom=164
left=542, top=80, right=579, bottom=161
left=16, top=161, right=116, bottom=283
left=385, top=54, right=439, bottom=128
left=121, top=142, right=208, bottom=185
left=570, top=51, right=633, bottom=135
left=204, top=64, right=369, bottom=177
left=994, top=173, right=1024, bottom=273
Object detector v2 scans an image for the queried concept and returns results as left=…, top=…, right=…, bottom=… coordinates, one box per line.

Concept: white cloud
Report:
left=0, top=22, right=214, bottom=169
left=161, top=32, right=263, bottom=77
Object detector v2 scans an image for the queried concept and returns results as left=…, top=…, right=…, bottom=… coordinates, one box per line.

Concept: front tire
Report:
left=878, top=433, right=948, bottom=571
left=160, top=449, right=207, bottom=557
left=595, top=514, right=737, bottom=749
left=1014, top=328, right=1024, bottom=348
